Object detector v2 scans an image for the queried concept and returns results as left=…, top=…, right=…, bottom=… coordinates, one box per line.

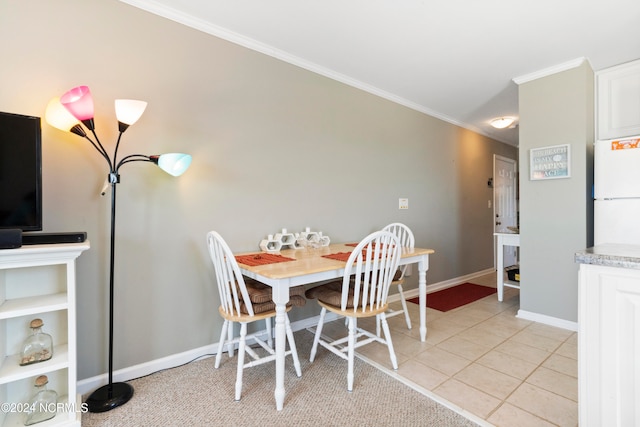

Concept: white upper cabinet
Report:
left=597, top=59, right=640, bottom=140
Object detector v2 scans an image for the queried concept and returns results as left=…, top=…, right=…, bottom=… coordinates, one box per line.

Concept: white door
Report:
left=494, top=155, right=518, bottom=267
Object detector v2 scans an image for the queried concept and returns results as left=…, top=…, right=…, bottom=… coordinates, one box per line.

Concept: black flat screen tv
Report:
left=0, top=111, right=43, bottom=231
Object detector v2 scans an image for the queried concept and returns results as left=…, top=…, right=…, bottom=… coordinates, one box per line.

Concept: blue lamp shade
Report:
left=151, top=153, right=192, bottom=176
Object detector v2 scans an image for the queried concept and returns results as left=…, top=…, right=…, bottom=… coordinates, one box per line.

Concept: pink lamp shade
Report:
left=115, top=99, right=147, bottom=132
left=60, top=86, right=95, bottom=129
left=45, top=98, right=87, bottom=137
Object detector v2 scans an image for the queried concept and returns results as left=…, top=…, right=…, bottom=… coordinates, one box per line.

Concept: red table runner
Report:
left=323, top=246, right=393, bottom=262
left=322, top=252, right=353, bottom=262
left=235, top=253, right=296, bottom=266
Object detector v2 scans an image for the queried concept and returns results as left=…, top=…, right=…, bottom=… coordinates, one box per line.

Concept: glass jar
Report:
left=24, top=375, right=58, bottom=425
left=19, top=319, right=53, bottom=366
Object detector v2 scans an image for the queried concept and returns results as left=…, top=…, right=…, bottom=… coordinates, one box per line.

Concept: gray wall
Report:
left=0, top=0, right=516, bottom=380
left=518, top=62, right=594, bottom=322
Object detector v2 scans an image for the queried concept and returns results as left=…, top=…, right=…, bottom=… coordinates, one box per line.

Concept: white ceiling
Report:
left=123, top=0, right=640, bottom=146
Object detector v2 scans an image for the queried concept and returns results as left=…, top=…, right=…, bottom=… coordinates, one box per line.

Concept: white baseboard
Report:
left=77, top=311, right=340, bottom=396
left=79, top=268, right=498, bottom=395
left=517, top=309, right=578, bottom=332
left=388, top=267, right=495, bottom=302
left=390, top=268, right=579, bottom=333
left=78, top=267, right=579, bottom=397
left=77, top=343, right=218, bottom=396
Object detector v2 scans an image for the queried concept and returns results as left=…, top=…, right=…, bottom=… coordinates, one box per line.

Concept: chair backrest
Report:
left=341, top=230, right=401, bottom=313
left=206, top=231, right=255, bottom=317
left=382, top=223, right=415, bottom=280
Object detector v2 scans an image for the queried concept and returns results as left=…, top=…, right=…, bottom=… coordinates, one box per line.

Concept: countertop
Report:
left=575, top=244, right=640, bottom=270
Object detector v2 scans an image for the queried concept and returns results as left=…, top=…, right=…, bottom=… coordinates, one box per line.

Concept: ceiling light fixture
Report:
left=490, top=117, right=516, bottom=129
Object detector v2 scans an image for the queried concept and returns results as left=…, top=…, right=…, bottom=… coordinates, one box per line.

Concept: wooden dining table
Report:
left=235, top=242, right=435, bottom=410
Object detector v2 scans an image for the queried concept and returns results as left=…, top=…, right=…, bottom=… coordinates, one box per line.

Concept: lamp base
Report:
left=86, top=382, right=134, bottom=413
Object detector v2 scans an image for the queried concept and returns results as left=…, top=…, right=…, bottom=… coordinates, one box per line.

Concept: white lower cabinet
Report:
left=0, top=242, right=89, bottom=427
left=578, top=262, right=640, bottom=426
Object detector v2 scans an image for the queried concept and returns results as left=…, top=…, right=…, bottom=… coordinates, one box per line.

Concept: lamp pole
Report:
left=86, top=164, right=142, bottom=411
left=106, top=169, right=126, bottom=407
left=85, top=167, right=130, bottom=412
left=45, top=86, right=191, bottom=412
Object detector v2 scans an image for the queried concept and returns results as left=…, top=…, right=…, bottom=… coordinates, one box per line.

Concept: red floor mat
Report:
left=408, top=283, right=496, bottom=312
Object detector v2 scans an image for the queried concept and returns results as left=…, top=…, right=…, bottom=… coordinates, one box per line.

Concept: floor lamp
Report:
left=45, top=86, right=192, bottom=412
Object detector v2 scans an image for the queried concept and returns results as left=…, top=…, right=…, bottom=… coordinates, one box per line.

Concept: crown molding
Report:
left=512, top=57, right=591, bottom=85
left=120, top=0, right=511, bottom=144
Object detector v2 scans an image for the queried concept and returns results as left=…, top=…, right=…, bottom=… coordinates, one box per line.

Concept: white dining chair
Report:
left=379, top=222, right=415, bottom=334
left=306, top=230, right=401, bottom=391
left=206, top=231, right=303, bottom=401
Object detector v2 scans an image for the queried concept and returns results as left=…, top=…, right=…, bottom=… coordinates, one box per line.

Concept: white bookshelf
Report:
left=0, top=242, right=89, bottom=427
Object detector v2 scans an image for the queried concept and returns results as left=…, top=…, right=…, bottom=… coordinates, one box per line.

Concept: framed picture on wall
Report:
left=529, top=144, right=571, bottom=180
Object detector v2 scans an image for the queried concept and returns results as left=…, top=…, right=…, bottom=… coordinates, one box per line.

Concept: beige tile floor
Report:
left=313, top=272, right=578, bottom=427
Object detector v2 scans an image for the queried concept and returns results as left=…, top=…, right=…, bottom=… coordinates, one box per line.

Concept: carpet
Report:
left=409, top=282, right=496, bottom=312
left=81, top=329, right=479, bottom=427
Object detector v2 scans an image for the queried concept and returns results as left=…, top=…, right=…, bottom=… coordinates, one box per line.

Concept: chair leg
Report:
left=309, top=307, right=327, bottom=362
left=398, top=285, right=411, bottom=329
left=397, top=284, right=412, bottom=329
left=265, top=317, right=273, bottom=349
left=215, top=320, right=229, bottom=369
left=235, top=323, right=247, bottom=401
left=227, top=321, right=235, bottom=357
left=379, top=313, right=398, bottom=370
left=284, top=315, right=302, bottom=377
left=347, top=316, right=356, bottom=392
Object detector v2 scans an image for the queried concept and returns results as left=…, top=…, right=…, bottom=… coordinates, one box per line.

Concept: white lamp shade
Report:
left=45, top=97, right=82, bottom=132
left=156, top=153, right=192, bottom=176
left=115, top=100, right=147, bottom=125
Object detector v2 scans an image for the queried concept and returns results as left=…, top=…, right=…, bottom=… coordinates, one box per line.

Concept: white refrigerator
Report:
left=594, top=136, right=640, bottom=245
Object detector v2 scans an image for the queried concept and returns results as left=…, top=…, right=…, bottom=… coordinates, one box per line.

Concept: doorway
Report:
left=493, top=155, right=518, bottom=268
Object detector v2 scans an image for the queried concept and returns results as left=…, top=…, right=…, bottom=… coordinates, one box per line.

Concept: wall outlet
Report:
left=399, top=198, right=409, bottom=209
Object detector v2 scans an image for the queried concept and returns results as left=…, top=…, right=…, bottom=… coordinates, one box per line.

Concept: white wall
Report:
left=0, top=0, right=516, bottom=380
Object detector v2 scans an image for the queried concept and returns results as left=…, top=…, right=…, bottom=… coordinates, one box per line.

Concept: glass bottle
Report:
left=24, top=375, right=58, bottom=425
left=20, top=319, right=53, bottom=366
